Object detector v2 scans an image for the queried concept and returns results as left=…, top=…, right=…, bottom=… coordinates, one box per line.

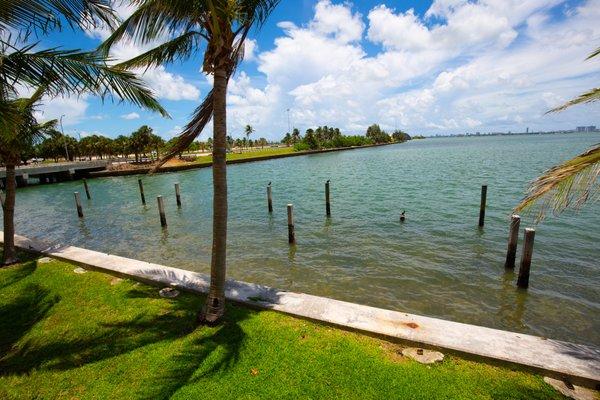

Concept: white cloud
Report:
left=241, top=0, right=600, bottom=136
left=85, top=5, right=200, bottom=102
left=121, top=112, right=140, bottom=120
left=244, top=39, right=258, bottom=61
left=35, top=95, right=90, bottom=127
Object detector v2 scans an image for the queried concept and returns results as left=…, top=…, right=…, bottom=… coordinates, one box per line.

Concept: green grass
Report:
left=164, top=147, right=294, bottom=168
left=0, top=253, right=567, bottom=399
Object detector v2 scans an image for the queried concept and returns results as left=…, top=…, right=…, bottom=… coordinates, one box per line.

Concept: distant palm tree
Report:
left=514, top=46, right=600, bottom=221
left=244, top=124, right=254, bottom=148
left=100, top=0, right=280, bottom=324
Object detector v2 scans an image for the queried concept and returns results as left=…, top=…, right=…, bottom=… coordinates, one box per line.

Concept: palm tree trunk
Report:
left=2, top=164, right=18, bottom=265
left=198, top=68, right=228, bottom=324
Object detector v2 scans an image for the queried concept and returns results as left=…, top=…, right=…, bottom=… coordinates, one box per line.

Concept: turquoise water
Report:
left=8, top=133, right=600, bottom=346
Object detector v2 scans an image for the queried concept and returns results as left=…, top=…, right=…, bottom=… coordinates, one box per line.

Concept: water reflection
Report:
left=497, top=269, right=527, bottom=332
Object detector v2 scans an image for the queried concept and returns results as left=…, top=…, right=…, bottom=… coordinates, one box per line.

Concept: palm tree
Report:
left=1, top=87, right=57, bottom=264
left=100, top=0, right=280, bottom=324
left=514, top=46, right=600, bottom=221
left=0, top=1, right=167, bottom=265
left=244, top=124, right=254, bottom=149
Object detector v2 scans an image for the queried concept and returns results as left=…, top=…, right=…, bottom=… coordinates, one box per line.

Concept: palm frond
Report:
left=1, top=44, right=169, bottom=117
left=97, top=0, right=201, bottom=56
left=585, top=46, right=600, bottom=60
left=547, top=87, right=600, bottom=113
left=547, top=45, right=600, bottom=113
left=151, top=89, right=214, bottom=172
left=0, top=0, right=117, bottom=34
left=114, top=31, right=202, bottom=70
left=514, top=144, right=600, bottom=221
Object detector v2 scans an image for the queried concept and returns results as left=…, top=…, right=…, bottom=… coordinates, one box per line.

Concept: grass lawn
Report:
left=180, top=147, right=295, bottom=166
left=0, top=253, right=567, bottom=399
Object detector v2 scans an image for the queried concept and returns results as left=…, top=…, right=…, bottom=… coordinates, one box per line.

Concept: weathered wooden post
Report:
left=157, top=195, right=167, bottom=227
left=325, top=179, right=331, bottom=217
left=175, top=183, right=182, bottom=207
left=74, top=192, right=83, bottom=218
left=504, top=214, right=521, bottom=268
left=287, top=204, right=295, bottom=244
left=478, top=185, right=487, bottom=227
left=83, top=178, right=91, bottom=200
left=267, top=183, right=273, bottom=213
left=517, top=228, right=535, bottom=288
left=138, top=179, right=146, bottom=205
left=0, top=191, right=5, bottom=207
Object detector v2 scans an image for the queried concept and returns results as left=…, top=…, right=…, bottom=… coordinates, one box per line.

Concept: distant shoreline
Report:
left=89, top=142, right=399, bottom=178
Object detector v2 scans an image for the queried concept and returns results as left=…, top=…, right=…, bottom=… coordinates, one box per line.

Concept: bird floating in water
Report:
left=268, top=181, right=271, bottom=186
left=400, top=210, right=406, bottom=222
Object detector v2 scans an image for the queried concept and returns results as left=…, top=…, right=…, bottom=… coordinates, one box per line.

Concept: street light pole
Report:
left=60, top=114, right=69, bottom=162
left=286, top=108, right=291, bottom=134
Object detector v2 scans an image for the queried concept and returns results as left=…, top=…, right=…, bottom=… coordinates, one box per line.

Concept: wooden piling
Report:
left=0, top=191, right=5, bottom=207
left=175, top=183, right=182, bottom=208
left=74, top=192, right=83, bottom=218
left=478, top=185, right=487, bottom=227
left=138, top=179, right=146, bottom=205
left=517, top=228, right=535, bottom=288
left=83, top=179, right=91, bottom=200
left=504, top=214, right=521, bottom=269
left=325, top=180, right=331, bottom=217
left=157, top=195, right=167, bottom=227
left=267, top=184, right=273, bottom=213
left=287, top=204, right=295, bottom=244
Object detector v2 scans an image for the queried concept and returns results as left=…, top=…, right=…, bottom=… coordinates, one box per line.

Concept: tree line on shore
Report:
left=25, top=124, right=274, bottom=163
left=281, top=124, right=412, bottom=151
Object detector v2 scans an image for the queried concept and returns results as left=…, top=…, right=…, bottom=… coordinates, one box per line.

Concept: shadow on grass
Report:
left=0, top=283, right=60, bottom=371
left=0, top=259, right=37, bottom=291
left=0, top=282, right=253, bottom=400
left=136, top=303, right=251, bottom=400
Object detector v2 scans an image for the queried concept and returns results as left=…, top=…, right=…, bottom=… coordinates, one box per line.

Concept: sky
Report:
left=26, top=0, right=600, bottom=140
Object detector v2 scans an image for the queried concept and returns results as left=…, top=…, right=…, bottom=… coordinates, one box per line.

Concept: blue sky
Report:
left=31, top=0, right=600, bottom=140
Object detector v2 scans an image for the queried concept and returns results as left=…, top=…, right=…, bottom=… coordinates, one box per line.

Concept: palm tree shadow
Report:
left=0, top=283, right=60, bottom=372
left=136, top=303, right=251, bottom=400
left=0, top=280, right=255, bottom=398
left=0, top=258, right=37, bottom=290
left=0, top=285, right=199, bottom=375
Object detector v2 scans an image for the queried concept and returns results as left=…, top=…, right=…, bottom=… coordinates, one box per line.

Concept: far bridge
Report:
left=0, top=160, right=108, bottom=188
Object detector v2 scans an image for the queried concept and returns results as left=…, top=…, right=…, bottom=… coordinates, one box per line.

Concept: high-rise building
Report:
left=577, top=126, right=597, bottom=132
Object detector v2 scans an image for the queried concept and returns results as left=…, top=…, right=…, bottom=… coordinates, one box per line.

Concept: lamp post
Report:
left=60, top=114, right=69, bottom=162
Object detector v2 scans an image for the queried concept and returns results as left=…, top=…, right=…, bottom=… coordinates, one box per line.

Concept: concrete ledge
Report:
left=2, top=232, right=599, bottom=389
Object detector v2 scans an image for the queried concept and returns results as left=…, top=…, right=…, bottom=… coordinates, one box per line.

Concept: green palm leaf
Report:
left=514, top=144, right=600, bottom=221
left=547, top=87, right=600, bottom=113
left=114, top=31, right=202, bottom=70
left=0, top=0, right=117, bottom=34
left=1, top=43, right=169, bottom=117
left=517, top=45, right=600, bottom=221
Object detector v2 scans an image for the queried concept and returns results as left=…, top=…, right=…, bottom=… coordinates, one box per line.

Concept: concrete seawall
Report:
left=2, top=231, right=599, bottom=388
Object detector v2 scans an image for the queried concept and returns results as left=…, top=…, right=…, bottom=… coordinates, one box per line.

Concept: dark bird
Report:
left=326, top=179, right=330, bottom=183
left=400, top=210, right=406, bottom=222
left=268, top=181, right=271, bottom=186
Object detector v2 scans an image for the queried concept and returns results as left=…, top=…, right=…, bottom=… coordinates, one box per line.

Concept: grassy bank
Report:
left=0, top=253, right=565, bottom=399
left=91, top=143, right=393, bottom=177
